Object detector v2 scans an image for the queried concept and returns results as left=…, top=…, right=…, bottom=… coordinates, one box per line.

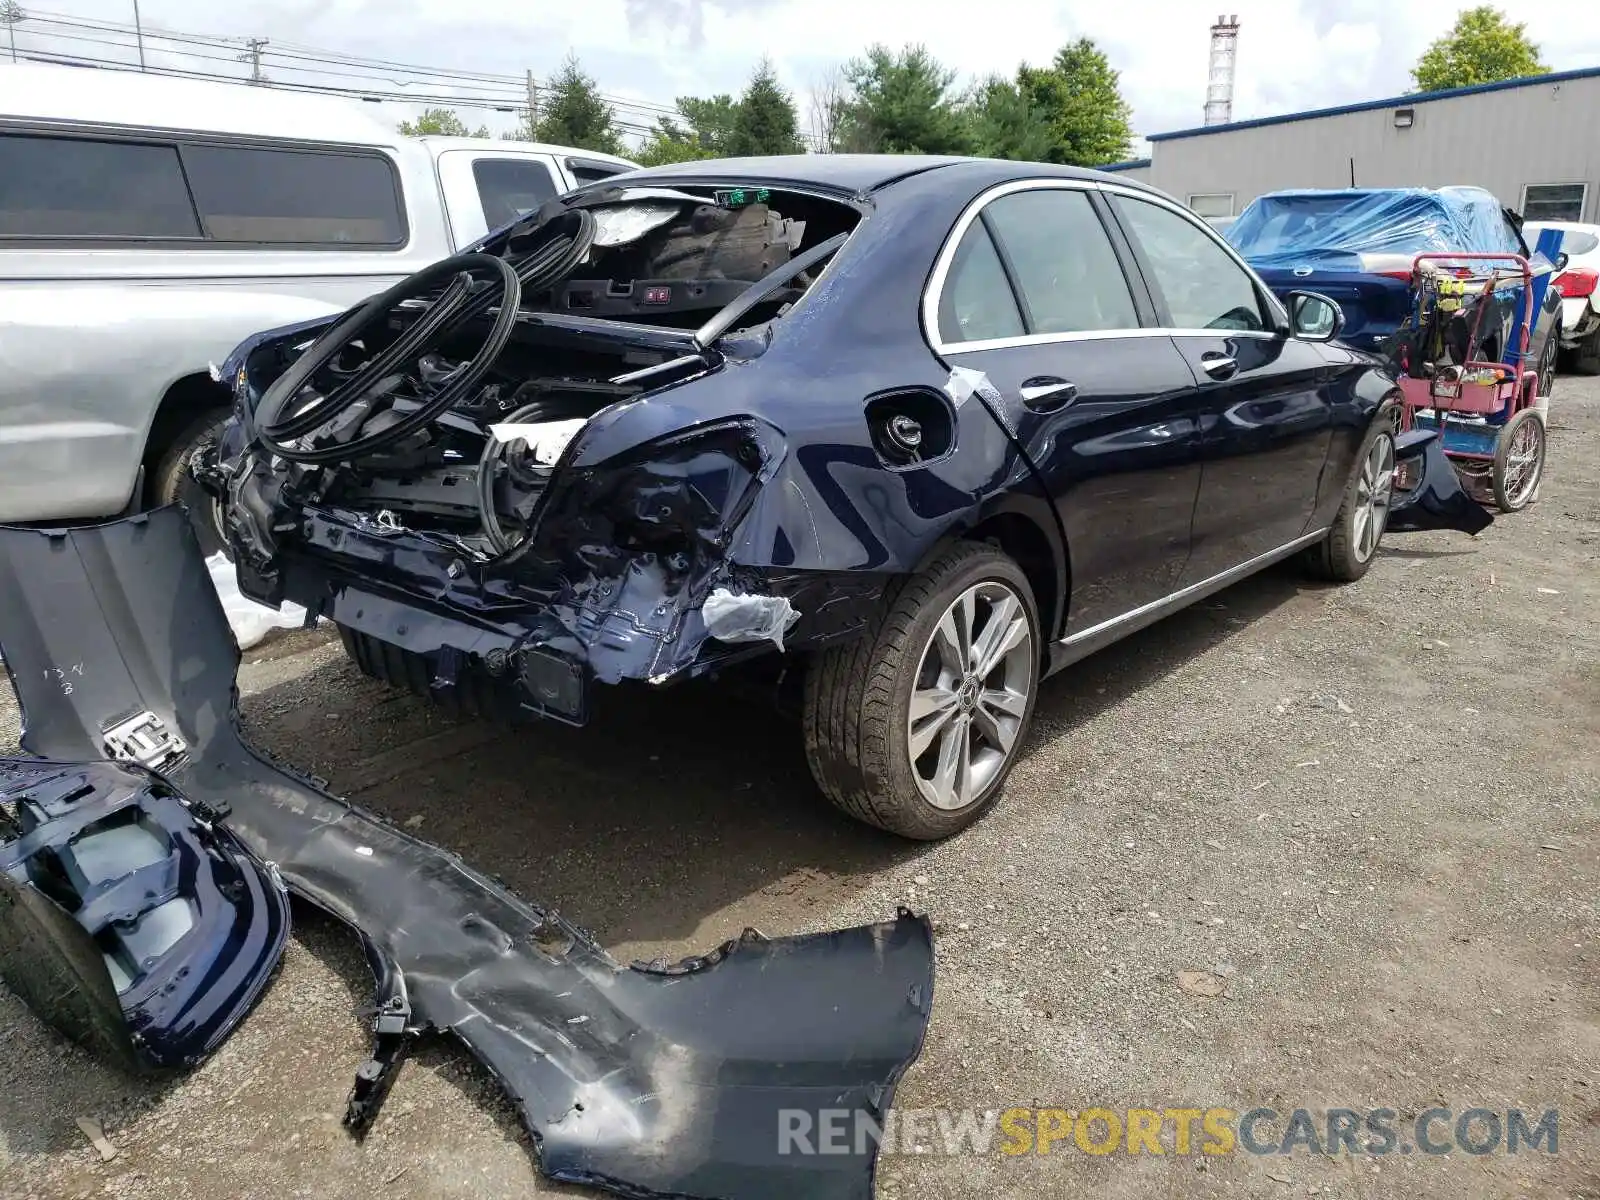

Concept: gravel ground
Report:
left=2, top=381, right=1597, bottom=1200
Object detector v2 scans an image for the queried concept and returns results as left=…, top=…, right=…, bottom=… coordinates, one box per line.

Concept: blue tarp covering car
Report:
left=1226, top=186, right=1558, bottom=357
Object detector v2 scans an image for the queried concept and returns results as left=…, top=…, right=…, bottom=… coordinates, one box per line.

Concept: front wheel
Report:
left=1492, top=408, right=1545, bottom=512
left=150, top=410, right=230, bottom=558
left=803, top=542, right=1040, bottom=840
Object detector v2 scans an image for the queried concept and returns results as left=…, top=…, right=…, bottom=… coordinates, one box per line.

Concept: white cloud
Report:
left=8, top=0, right=1598, bottom=143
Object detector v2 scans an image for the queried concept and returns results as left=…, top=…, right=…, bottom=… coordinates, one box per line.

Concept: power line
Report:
left=4, top=8, right=823, bottom=147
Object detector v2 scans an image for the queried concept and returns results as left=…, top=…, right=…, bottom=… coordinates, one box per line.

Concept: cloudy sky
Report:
left=7, top=0, right=1599, bottom=151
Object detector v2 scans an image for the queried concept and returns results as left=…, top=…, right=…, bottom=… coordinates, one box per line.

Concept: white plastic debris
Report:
left=487, top=417, right=588, bottom=467
left=207, top=553, right=308, bottom=650
left=944, top=365, right=990, bottom=408
left=589, top=201, right=685, bottom=247
left=702, top=588, right=800, bottom=651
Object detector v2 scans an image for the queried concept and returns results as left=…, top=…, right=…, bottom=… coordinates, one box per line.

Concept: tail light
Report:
left=1553, top=268, right=1599, bottom=299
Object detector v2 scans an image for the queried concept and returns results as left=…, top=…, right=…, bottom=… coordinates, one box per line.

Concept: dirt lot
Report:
left=2, top=381, right=1597, bottom=1200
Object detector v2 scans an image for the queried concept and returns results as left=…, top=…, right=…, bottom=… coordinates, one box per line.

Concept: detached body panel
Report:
left=0, top=508, right=934, bottom=1200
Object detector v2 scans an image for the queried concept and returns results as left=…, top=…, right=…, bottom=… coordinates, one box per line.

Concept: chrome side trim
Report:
left=1058, top=528, right=1330, bottom=648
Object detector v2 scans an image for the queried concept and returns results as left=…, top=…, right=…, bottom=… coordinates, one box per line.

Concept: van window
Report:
left=181, top=144, right=405, bottom=245
left=472, top=158, right=557, bottom=230
left=0, top=133, right=200, bottom=238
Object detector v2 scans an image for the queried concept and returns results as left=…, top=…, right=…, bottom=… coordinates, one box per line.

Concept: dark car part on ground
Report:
left=0, top=507, right=935, bottom=1200
left=0, top=757, right=289, bottom=1074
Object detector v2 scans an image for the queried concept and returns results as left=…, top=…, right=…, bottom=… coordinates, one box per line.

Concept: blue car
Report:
left=202, top=157, right=1490, bottom=839
left=1228, top=187, right=1563, bottom=385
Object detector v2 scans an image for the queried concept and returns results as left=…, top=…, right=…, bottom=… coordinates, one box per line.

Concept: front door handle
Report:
left=1200, top=352, right=1238, bottom=380
left=1019, top=377, right=1079, bottom=412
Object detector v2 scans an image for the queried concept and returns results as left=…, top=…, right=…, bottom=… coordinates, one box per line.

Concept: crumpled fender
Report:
left=1387, top=427, right=1495, bottom=535
left=0, top=508, right=934, bottom=1200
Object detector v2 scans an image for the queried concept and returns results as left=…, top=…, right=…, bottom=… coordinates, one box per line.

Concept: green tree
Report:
left=964, top=75, right=1055, bottom=162
left=635, top=116, right=716, bottom=166
left=677, top=94, right=741, bottom=154
left=633, top=93, right=740, bottom=166
left=726, top=58, right=806, bottom=156
left=518, top=53, right=623, bottom=154
left=835, top=43, right=970, bottom=155
left=1017, top=38, right=1133, bottom=166
left=397, top=108, right=490, bottom=138
left=1412, top=6, right=1546, bottom=92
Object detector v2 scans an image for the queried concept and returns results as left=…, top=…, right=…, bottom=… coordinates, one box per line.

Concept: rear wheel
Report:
left=803, top=543, right=1040, bottom=840
left=1572, top=322, right=1600, bottom=377
left=1303, top=414, right=1396, bottom=583
left=1492, top=408, right=1545, bottom=512
left=150, top=410, right=229, bottom=558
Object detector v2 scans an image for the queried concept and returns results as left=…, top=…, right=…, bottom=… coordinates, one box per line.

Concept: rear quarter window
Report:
left=181, top=144, right=405, bottom=245
left=0, top=133, right=200, bottom=238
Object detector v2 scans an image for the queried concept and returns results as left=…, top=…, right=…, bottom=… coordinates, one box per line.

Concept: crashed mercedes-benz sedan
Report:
left=202, top=154, right=1491, bottom=840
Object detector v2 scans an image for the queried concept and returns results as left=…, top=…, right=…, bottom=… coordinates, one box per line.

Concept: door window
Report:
left=1111, top=194, right=1269, bottom=332
left=472, top=158, right=558, bottom=229
left=0, top=133, right=199, bottom=238
left=982, top=189, right=1139, bottom=334
left=938, top=221, right=1026, bottom=344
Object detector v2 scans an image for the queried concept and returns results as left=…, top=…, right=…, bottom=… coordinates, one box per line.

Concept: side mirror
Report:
left=1555, top=251, right=1570, bottom=272
left=1286, top=290, right=1344, bottom=342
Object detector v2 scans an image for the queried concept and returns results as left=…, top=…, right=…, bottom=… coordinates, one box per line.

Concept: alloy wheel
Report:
left=1352, top=433, right=1395, bottom=563
left=906, top=581, right=1034, bottom=811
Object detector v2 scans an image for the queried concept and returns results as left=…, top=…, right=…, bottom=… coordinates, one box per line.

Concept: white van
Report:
left=0, top=62, right=636, bottom=548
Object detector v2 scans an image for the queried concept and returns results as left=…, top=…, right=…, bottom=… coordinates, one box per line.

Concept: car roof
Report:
left=0, top=61, right=400, bottom=146
left=417, top=136, right=638, bottom=168
left=605, top=154, right=1152, bottom=197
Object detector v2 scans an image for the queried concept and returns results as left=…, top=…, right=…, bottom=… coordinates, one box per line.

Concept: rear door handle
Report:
left=1200, top=353, right=1237, bottom=380
left=1019, top=377, right=1078, bottom=411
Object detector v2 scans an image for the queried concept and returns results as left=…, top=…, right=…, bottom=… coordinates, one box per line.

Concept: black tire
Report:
left=150, top=410, right=229, bottom=558
left=1536, top=324, right=1559, bottom=398
left=1302, top=408, right=1398, bottom=583
left=802, top=542, right=1040, bottom=840
left=1491, top=408, right=1546, bottom=512
left=1572, top=323, right=1600, bottom=377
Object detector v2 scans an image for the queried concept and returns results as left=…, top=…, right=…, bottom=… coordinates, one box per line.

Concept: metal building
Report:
left=1103, top=67, right=1600, bottom=225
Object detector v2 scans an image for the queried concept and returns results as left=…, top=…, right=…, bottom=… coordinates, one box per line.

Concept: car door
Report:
left=1104, top=189, right=1336, bottom=582
left=926, top=181, right=1204, bottom=635
left=435, top=150, right=560, bottom=248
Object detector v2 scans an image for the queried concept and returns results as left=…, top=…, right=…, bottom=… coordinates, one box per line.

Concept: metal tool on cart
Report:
left=1394, top=252, right=1548, bottom=512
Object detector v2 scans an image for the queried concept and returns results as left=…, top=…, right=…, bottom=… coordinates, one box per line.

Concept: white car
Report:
left=1526, top=221, right=1600, bottom=374
left=0, top=63, right=637, bottom=551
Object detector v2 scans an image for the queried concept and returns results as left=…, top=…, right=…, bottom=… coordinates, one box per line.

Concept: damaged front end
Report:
left=201, top=188, right=866, bottom=724
left=0, top=508, right=934, bottom=1200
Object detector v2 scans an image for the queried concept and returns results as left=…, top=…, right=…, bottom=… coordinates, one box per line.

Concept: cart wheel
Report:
left=1492, top=409, right=1545, bottom=512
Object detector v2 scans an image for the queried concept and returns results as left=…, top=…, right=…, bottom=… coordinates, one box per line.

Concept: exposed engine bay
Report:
left=202, top=182, right=869, bottom=716
left=218, top=185, right=854, bottom=568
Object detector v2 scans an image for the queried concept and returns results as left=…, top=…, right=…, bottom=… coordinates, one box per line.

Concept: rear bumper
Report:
left=244, top=503, right=885, bottom=724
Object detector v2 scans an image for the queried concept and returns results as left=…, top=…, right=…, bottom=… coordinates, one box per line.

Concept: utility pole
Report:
left=522, top=68, right=538, bottom=139
left=131, top=0, right=144, bottom=69
left=1, top=2, right=23, bottom=64
left=240, top=37, right=269, bottom=84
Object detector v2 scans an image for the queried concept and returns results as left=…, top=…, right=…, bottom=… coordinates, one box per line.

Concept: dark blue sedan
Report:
left=207, top=155, right=1485, bottom=839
